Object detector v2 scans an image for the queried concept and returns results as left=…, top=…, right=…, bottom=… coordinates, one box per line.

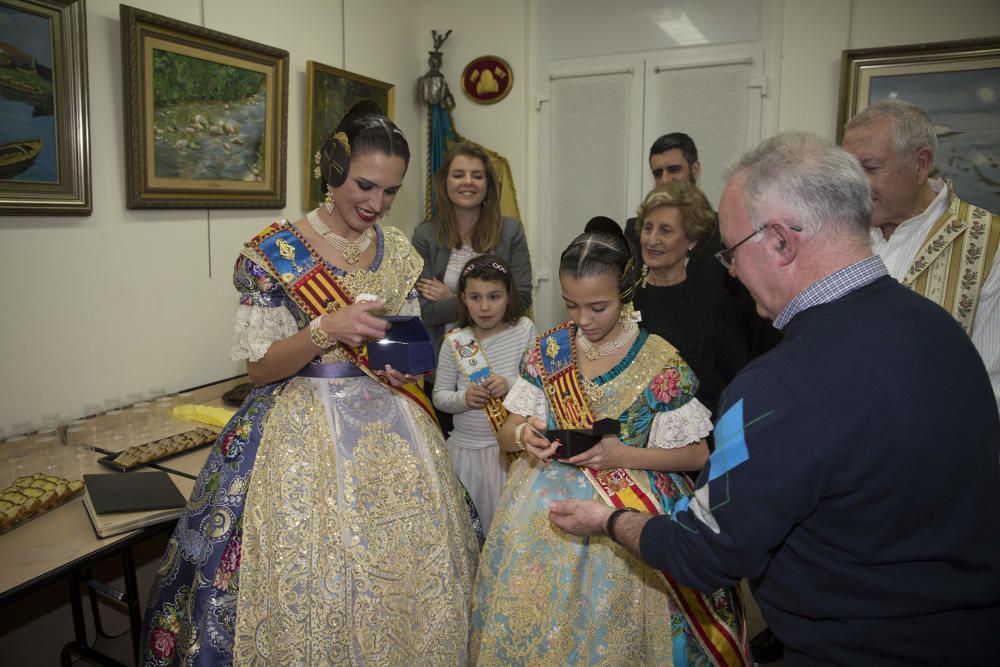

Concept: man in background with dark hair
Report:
left=648, top=132, right=702, bottom=186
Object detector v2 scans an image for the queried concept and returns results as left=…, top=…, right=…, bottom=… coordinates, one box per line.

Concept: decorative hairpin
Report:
left=314, top=132, right=352, bottom=181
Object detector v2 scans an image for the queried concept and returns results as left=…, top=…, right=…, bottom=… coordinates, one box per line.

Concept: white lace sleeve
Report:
left=648, top=399, right=714, bottom=449
left=502, top=378, right=549, bottom=421
left=230, top=304, right=299, bottom=362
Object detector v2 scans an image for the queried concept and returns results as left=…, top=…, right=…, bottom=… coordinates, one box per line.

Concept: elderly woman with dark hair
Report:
left=633, top=182, right=747, bottom=421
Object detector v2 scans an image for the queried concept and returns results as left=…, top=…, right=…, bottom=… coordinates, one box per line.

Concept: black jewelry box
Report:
left=547, top=419, right=620, bottom=458
left=547, top=429, right=600, bottom=458
left=367, top=316, right=437, bottom=375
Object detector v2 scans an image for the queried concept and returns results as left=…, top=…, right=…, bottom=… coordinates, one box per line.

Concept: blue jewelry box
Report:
left=368, top=316, right=437, bottom=375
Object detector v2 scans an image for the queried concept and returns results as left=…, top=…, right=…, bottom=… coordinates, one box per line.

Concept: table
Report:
left=0, top=376, right=248, bottom=666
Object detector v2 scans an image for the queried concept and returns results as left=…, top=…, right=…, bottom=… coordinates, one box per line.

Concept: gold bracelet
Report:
left=309, top=316, right=334, bottom=349
left=513, top=422, right=528, bottom=451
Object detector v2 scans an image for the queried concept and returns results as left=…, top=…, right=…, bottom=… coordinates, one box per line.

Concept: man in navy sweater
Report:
left=551, top=132, right=1000, bottom=665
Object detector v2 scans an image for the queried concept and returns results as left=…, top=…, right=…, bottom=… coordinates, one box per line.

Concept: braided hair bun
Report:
left=318, top=100, right=410, bottom=189
left=560, top=216, right=641, bottom=300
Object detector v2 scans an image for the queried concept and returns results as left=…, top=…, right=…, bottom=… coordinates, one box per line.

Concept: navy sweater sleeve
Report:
left=639, top=364, right=825, bottom=592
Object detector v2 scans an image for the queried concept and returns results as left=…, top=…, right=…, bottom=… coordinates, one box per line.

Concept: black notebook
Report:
left=82, top=472, right=186, bottom=538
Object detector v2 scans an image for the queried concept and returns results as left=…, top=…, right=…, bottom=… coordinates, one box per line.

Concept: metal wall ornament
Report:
left=460, top=55, right=513, bottom=105
left=120, top=5, right=289, bottom=209
left=0, top=0, right=91, bottom=215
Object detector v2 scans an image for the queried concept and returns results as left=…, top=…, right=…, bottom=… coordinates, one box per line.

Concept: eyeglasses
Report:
left=715, top=221, right=803, bottom=272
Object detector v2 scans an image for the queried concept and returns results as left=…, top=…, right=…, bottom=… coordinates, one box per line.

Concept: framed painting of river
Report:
left=121, top=5, right=288, bottom=208
left=838, top=37, right=1000, bottom=215
left=0, top=0, right=90, bottom=215
left=302, top=61, right=394, bottom=210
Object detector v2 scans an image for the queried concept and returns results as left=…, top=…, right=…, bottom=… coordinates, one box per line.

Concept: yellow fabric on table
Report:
left=172, top=404, right=235, bottom=428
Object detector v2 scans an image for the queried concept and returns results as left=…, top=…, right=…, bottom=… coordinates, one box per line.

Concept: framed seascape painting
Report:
left=838, top=36, right=1000, bottom=215
left=120, top=5, right=288, bottom=208
left=0, top=0, right=90, bottom=215
left=303, top=61, right=393, bottom=210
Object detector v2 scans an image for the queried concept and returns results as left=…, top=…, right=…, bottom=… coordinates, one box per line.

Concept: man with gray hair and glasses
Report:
left=550, top=132, right=1000, bottom=666
left=842, top=100, right=1000, bottom=412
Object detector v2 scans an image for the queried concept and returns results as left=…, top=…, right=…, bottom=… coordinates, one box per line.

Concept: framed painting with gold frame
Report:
left=0, top=0, right=90, bottom=215
left=120, top=5, right=288, bottom=209
left=838, top=37, right=1000, bottom=214
left=302, top=61, right=394, bottom=210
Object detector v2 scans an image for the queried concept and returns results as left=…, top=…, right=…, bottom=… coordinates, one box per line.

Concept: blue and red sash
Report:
left=249, top=223, right=437, bottom=425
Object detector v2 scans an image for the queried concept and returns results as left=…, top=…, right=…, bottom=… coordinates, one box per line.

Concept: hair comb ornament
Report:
left=463, top=260, right=508, bottom=276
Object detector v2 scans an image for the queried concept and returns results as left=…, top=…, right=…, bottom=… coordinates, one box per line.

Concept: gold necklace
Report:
left=306, top=209, right=373, bottom=264
left=577, top=320, right=638, bottom=361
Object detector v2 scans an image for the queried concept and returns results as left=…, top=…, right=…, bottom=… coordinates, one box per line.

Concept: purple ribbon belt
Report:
left=297, top=361, right=366, bottom=379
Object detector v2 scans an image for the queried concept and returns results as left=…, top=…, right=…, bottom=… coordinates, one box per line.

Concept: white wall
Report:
left=777, top=0, right=1000, bottom=137
left=0, top=0, right=422, bottom=433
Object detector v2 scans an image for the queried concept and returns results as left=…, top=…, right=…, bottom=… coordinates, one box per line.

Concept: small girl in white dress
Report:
left=433, top=255, right=536, bottom=534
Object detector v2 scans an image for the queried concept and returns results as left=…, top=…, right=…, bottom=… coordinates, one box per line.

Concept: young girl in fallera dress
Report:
left=433, top=255, right=536, bottom=534
left=470, top=219, right=750, bottom=666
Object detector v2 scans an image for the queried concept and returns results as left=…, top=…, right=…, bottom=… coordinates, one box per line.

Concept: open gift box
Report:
left=547, top=418, right=621, bottom=459
left=367, top=316, right=437, bottom=375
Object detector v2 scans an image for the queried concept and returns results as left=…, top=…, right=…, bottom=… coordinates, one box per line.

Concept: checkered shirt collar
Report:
left=773, top=256, right=888, bottom=330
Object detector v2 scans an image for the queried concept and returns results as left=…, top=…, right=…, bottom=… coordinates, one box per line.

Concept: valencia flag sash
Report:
left=249, top=223, right=438, bottom=425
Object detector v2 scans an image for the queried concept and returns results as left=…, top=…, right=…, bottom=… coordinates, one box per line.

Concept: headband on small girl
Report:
left=463, top=259, right=508, bottom=276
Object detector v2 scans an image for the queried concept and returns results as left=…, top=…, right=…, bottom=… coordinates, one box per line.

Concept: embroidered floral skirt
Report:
left=471, top=458, right=743, bottom=666
left=141, top=376, right=479, bottom=666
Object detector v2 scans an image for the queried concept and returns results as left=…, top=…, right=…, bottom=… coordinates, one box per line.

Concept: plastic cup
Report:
left=105, top=409, right=125, bottom=449
left=153, top=396, right=175, bottom=437
left=38, top=435, right=61, bottom=473
left=129, top=407, right=152, bottom=444
left=175, top=392, right=195, bottom=425
left=65, top=426, right=94, bottom=477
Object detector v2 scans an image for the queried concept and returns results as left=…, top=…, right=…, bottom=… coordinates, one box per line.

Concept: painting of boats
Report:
left=0, top=4, right=56, bottom=183
left=0, top=0, right=90, bottom=214
left=0, top=138, right=42, bottom=179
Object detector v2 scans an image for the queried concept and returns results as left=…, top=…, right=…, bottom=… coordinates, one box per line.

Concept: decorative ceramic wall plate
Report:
left=461, top=55, right=513, bottom=104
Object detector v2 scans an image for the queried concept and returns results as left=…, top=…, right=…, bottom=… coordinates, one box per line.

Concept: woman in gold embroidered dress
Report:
left=140, top=103, right=478, bottom=666
left=471, top=219, right=747, bottom=665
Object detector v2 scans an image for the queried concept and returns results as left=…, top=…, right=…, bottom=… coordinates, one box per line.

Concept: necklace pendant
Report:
left=342, top=243, right=361, bottom=264
left=585, top=346, right=599, bottom=361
